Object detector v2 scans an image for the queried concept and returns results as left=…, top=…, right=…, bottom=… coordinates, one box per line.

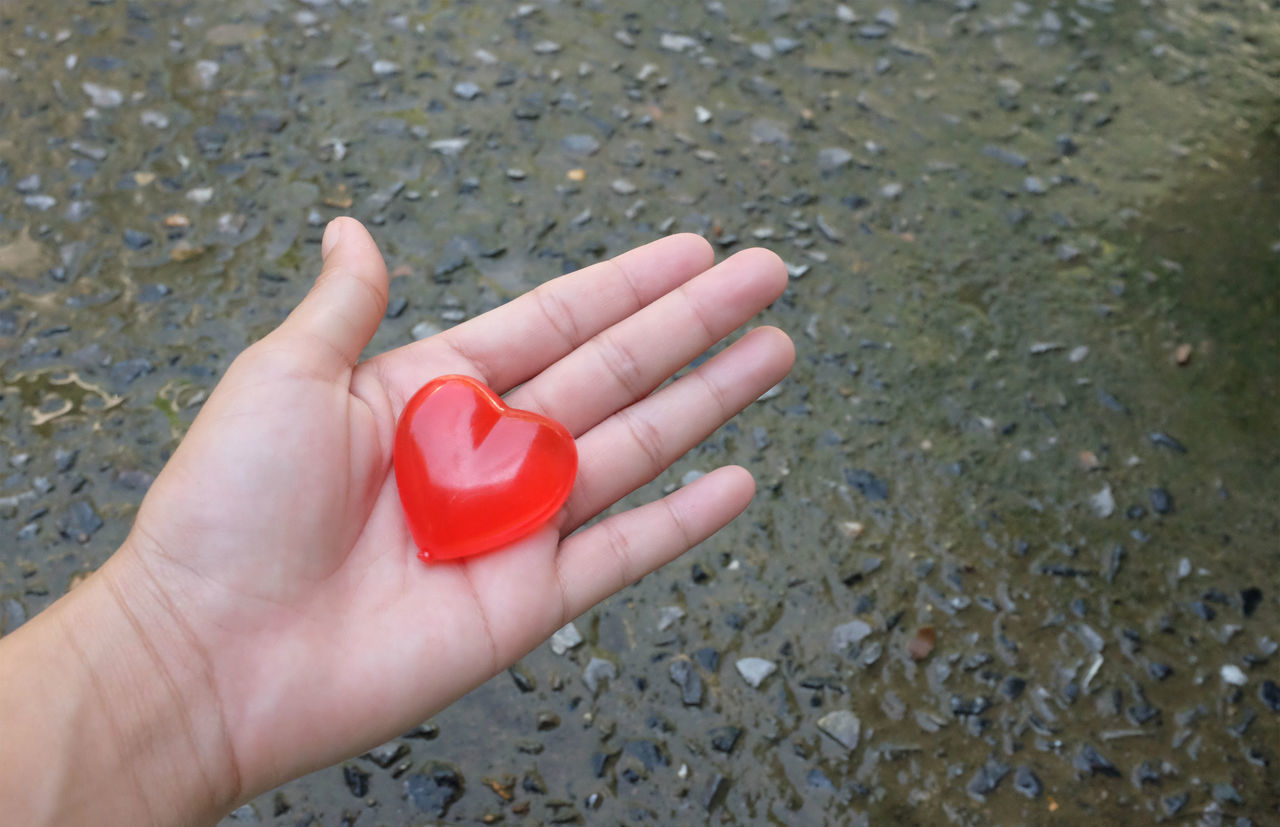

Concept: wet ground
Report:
left=2, top=1, right=1278, bottom=824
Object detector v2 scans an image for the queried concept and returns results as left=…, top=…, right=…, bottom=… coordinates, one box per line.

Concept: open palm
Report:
left=113, top=219, right=794, bottom=805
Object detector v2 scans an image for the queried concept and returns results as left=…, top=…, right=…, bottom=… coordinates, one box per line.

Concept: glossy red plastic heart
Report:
left=393, top=374, right=577, bottom=562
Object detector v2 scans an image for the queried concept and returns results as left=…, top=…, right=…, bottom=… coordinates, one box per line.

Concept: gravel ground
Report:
left=1, top=1, right=1277, bottom=823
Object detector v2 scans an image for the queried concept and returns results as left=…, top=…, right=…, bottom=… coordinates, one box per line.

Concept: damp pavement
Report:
left=2, top=1, right=1278, bottom=824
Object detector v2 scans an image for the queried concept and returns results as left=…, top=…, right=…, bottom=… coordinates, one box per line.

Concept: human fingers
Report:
left=554, top=466, right=757, bottom=615
left=561, top=326, right=793, bottom=531
left=504, top=248, right=788, bottom=436
left=368, top=234, right=714, bottom=407
left=274, top=218, right=389, bottom=376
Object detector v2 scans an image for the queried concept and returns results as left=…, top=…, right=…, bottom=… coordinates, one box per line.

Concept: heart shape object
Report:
left=394, top=374, right=578, bottom=562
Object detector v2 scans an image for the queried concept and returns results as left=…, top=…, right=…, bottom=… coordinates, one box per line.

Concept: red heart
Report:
left=394, top=374, right=577, bottom=562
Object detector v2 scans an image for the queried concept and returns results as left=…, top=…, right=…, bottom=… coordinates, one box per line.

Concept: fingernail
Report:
left=321, top=219, right=343, bottom=259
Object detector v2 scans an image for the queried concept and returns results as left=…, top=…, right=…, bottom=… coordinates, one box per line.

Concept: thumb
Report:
left=279, top=217, right=389, bottom=372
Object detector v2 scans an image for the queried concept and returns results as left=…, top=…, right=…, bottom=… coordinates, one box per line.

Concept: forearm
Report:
left=0, top=549, right=238, bottom=826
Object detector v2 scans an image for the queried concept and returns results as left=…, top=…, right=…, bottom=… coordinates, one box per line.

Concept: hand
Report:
left=0, top=219, right=793, bottom=823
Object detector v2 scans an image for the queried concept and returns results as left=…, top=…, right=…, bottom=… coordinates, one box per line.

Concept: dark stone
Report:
left=110, top=358, right=153, bottom=386
left=1162, top=792, right=1189, bottom=815
left=514, top=93, right=544, bottom=119
left=1073, top=744, right=1120, bottom=777
left=1000, top=676, right=1027, bottom=700
left=123, top=229, right=153, bottom=249
left=669, top=659, right=703, bottom=706
left=965, top=758, right=1010, bottom=800
left=363, top=742, right=408, bottom=769
left=1013, top=766, right=1042, bottom=799
left=1149, top=487, right=1174, bottom=514
left=590, top=751, right=613, bottom=778
left=115, top=470, right=154, bottom=491
left=403, top=722, right=439, bottom=740
left=1038, top=563, right=1091, bottom=577
left=54, top=448, right=79, bottom=472
left=385, top=296, right=408, bottom=319
left=844, top=468, right=888, bottom=500
left=1147, top=662, right=1173, bottom=681
left=806, top=768, right=835, bottom=791
left=1106, top=545, right=1126, bottom=582
left=1131, top=761, right=1160, bottom=786
left=965, top=716, right=991, bottom=737
left=1241, top=587, right=1262, bottom=618
left=1096, top=387, right=1130, bottom=414
left=622, top=740, right=667, bottom=770
left=508, top=665, right=535, bottom=693
left=708, top=726, right=742, bottom=753
left=432, top=254, right=466, bottom=280
left=521, top=771, right=546, bottom=794
left=1189, top=601, right=1216, bottom=621
left=343, top=765, right=370, bottom=797
left=1127, top=702, right=1159, bottom=725
left=561, top=134, right=601, bottom=156
left=1, top=598, right=26, bottom=635
left=1213, top=782, right=1243, bottom=804
left=1148, top=432, right=1187, bottom=453
left=193, top=126, right=228, bottom=157
left=404, top=763, right=464, bottom=816
left=700, top=773, right=726, bottom=811
left=949, top=695, right=989, bottom=716
left=64, top=500, right=102, bottom=542
left=693, top=647, right=720, bottom=672
left=1260, top=680, right=1280, bottom=713
left=252, top=111, right=288, bottom=133
left=981, top=145, right=1028, bottom=168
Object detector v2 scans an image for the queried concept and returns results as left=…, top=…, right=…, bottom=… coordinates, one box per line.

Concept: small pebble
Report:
left=735, top=657, right=777, bottom=688
left=1013, top=766, right=1043, bottom=799
left=1221, top=664, right=1247, bottom=686
left=1149, top=487, right=1174, bottom=514
left=816, top=710, right=860, bottom=751
left=1090, top=484, right=1115, bottom=518
left=583, top=658, right=617, bottom=693
left=549, top=622, right=583, bottom=655
left=830, top=620, right=872, bottom=651
left=82, top=81, right=123, bottom=107
left=1260, top=680, right=1280, bottom=712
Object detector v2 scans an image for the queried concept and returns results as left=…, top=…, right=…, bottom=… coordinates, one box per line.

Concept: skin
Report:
left=0, top=219, right=795, bottom=825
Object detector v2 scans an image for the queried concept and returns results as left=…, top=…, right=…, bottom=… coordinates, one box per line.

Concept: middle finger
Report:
left=505, top=247, right=787, bottom=435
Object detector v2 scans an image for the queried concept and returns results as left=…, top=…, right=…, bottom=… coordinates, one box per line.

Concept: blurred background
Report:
left=1, top=1, right=1277, bottom=823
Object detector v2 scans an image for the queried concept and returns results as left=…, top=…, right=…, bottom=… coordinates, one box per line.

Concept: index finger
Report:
left=369, top=234, right=715, bottom=402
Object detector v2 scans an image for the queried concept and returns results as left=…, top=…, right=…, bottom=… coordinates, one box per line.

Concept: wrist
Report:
left=0, top=541, right=240, bottom=825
